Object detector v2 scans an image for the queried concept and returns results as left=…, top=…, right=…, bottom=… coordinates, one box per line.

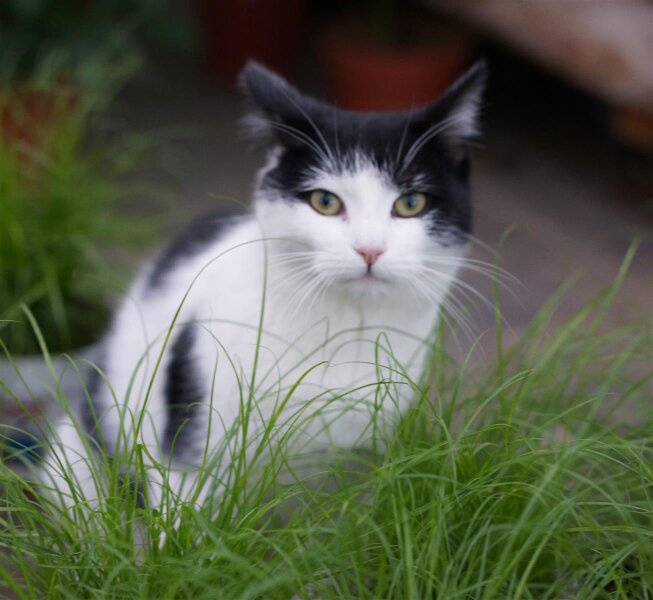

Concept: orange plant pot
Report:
left=321, top=21, right=473, bottom=112
left=1, top=84, right=79, bottom=151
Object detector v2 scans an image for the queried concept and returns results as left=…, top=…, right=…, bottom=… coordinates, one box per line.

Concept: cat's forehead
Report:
left=310, top=153, right=399, bottom=205
left=314, top=110, right=421, bottom=154
left=263, top=123, right=447, bottom=201
left=289, top=109, right=441, bottom=184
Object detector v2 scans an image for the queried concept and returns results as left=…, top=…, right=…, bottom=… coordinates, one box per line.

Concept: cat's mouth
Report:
left=338, top=270, right=395, bottom=299
left=362, top=270, right=382, bottom=280
left=347, top=269, right=389, bottom=285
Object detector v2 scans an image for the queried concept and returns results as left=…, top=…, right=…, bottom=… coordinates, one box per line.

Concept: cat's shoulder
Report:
left=145, top=208, right=250, bottom=290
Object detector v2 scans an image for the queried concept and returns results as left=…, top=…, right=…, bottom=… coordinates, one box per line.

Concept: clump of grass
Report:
left=0, top=258, right=651, bottom=599
left=0, top=99, right=155, bottom=354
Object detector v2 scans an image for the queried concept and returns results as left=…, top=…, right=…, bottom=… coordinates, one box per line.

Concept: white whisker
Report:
left=418, top=265, right=496, bottom=313
left=401, top=113, right=469, bottom=170
left=423, top=253, right=522, bottom=287
left=280, top=90, right=336, bottom=167
left=404, top=274, right=478, bottom=342
left=266, top=121, right=329, bottom=164
left=394, top=109, right=418, bottom=169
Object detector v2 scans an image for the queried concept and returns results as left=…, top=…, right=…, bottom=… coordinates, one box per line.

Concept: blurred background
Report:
left=0, top=0, right=651, bottom=416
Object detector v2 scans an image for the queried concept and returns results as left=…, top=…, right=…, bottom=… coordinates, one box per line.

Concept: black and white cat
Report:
left=42, top=61, right=487, bottom=510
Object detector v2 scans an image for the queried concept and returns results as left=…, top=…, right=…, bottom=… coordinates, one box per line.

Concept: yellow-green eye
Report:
left=393, top=192, right=427, bottom=218
left=308, top=190, right=343, bottom=216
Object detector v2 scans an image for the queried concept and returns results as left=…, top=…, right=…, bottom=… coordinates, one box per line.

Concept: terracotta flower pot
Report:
left=199, top=0, right=309, bottom=84
left=321, top=19, right=473, bottom=112
left=0, top=83, right=79, bottom=152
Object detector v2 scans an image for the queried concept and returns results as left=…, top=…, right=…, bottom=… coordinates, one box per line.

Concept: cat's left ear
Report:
left=422, top=60, right=488, bottom=155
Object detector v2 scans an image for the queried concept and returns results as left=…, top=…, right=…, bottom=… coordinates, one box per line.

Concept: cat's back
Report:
left=144, top=209, right=256, bottom=295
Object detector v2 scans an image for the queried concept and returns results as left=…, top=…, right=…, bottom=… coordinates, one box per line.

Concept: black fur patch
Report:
left=119, top=468, right=147, bottom=509
left=163, top=322, right=203, bottom=458
left=80, top=354, right=106, bottom=448
left=79, top=355, right=146, bottom=507
left=147, top=210, right=245, bottom=290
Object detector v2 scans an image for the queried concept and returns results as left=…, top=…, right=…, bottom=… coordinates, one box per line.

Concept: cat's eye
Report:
left=308, top=190, right=343, bottom=216
left=393, top=192, right=428, bottom=218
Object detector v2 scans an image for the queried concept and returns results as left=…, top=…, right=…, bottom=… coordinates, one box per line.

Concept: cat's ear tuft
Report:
left=240, top=61, right=299, bottom=115
left=424, top=59, right=488, bottom=149
left=239, top=61, right=313, bottom=146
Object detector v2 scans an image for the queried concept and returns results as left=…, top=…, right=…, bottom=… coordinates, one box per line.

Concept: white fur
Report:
left=41, top=158, right=465, bottom=510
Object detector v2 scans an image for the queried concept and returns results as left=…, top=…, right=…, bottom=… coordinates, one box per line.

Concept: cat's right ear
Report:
left=421, top=60, right=488, bottom=161
left=240, top=61, right=317, bottom=147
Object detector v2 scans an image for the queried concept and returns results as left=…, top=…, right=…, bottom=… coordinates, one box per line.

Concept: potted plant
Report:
left=0, top=0, right=190, bottom=465
left=1, top=1, right=142, bottom=136
left=0, top=103, right=158, bottom=462
left=321, top=1, right=474, bottom=111
left=0, top=0, right=175, bottom=353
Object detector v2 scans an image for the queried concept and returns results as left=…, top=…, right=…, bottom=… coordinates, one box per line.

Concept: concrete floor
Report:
left=114, top=54, right=652, bottom=352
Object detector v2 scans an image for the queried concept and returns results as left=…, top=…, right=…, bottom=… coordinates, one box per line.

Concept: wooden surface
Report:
left=428, top=0, right=653, bottom=115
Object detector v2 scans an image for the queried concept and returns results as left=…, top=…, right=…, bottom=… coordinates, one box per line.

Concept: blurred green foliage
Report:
left=0, top=0, right=197, bottom=99
left=0, top=0, right=189, bottom=353
left=0, top=101, right=155, bottom=354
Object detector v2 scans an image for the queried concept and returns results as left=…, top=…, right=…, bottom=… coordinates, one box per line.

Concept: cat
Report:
left=41, top=60, right=487, bottom=512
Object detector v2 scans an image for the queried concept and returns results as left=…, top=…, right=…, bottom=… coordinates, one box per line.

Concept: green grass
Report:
left=0, top=255, right=651, bottom=599
left=0, top=92, right=156, bottom=354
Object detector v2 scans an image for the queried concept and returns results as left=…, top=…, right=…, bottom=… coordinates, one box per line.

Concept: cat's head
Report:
left=241, top=61, right=486, bottom=302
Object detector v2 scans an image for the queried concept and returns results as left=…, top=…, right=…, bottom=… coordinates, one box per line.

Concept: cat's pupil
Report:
left=405, top=195, right=417, bottom=208
left=320, top=193, right=332, bottom=206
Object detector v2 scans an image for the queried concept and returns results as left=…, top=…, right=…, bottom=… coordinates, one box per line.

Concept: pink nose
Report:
left=355, top=247, right=384, bottom=266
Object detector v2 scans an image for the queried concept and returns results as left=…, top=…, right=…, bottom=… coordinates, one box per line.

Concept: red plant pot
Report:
left=200, top=0, right=309, bottom=84
left=321, top=20, right=473, bottom=112
left=1, top=84, right=79, bottom=151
